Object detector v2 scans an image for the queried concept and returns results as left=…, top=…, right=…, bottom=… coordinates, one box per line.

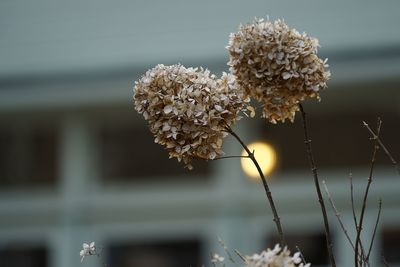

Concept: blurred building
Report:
left=1, top=1, right=400, bottom=267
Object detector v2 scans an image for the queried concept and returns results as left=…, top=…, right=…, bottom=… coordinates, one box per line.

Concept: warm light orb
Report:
left=241, top=141, right=277, bottom=179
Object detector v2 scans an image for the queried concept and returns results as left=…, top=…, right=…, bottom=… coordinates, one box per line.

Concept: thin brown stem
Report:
left=234, top=250, right=246, bottom=262
left=363, top=121, right=400, bottom=176
left=323, top=180, right=369, bottom=266
left=349, top=174, right=369, bottom=267
left=218, top=237, right=239, bottom=266
left=382, top=252, right=390, bottom=267
left=295, top=245, right=307, bottom=265
left=355, top=118, right=382, bottom=267
left=214, top=155, right=250, bottom=160
left=225, top=126, right=285, bottom=246
left=299, top=104, right=336, bottom=267
left=323, top=180, right=355, bottom=249
left=366, top=199, right=382, bottom=261
left=349, top=173, right=358, bottom=231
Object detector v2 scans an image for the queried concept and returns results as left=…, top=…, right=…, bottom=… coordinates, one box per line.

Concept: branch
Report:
left=218, top=237, right=240, bottom=266
left=234, top=250, right=246, bottom=262
left=323, top=180, right=369, bottom=266
left=349, top=173, right=358, bottom=233
left=366, top=199, right=382, bottom=261
left=323, top=180, right=355, bottom=249
left=213, top=155, right=251, bottom=160
left=299, top=104, right=336, bottom=267
left=225, top=126, right=285, bottom=246
left=363, top=121, right=400, bottom=176
left=349, top=173, right=369, bottom=267
left=381, top=252, right=390, bottom=267
left=355, top=118, right=382, bottom=267
left=295, top=245, right=307, bottom=265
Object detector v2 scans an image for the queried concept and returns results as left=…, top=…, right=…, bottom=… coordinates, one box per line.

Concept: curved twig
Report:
left=363, top=121, right=400, bottom=176
left=299, top=104, right=336, bottom=267
left=214, top=155, right=251, bottom=160
left=366, top=199, right=382, bottom=261
left=323, top=180, right=369, bottom=266
left=323, top=180, right=355, bottom=249
left=225, top=126, right=285, bottom=246
left=355, top=118, right=382, bottom=267
left=349, top=173, right=368, bottom=266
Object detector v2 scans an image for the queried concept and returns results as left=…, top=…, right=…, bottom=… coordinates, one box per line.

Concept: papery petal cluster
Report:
left=227, top=18, right=330, bottom=123
left=244, top=244, right=310, bottom=267
left=79, top=242, right=96, bottom=262
left=133, top=64, right=248, bottom=169
left=211, top=253, right=225, bottom=263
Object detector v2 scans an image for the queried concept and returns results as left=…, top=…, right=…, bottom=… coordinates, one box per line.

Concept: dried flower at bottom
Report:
left=133, top=64, right=248, bottom=169
left=227, top=18, right=330, bottom=123
left=244, top=244, right=310, bottom=267
left=211, top=253, right=225, bottom=263
left=79, top=242, right=96, bottom=262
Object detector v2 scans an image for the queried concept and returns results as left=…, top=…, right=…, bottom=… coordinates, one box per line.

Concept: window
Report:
left=0, top=245, right=48, bottom=267
left=382, top=228, right=400, bottom=264
left=108, top=239, right=201, bottom=267
left=267, top=232, right=328, bottom=265
left=0, top=123, right=58, bottom=188
left=259, top=111, right=400, bottom=172
left=98, top=121, right=211, bottom=182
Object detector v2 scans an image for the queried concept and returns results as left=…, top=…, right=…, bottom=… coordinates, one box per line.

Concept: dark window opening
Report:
left=0, top=124, right=58, bottom=187
left=382, top=228, right=400, bottom=264
left=0, top=245, right=48, bottom=267
left=259, top=111, right=400, bottom=172
left=108, top=239, right=202, bottom=267
left=267, top=232, right=328, bottom=265
left=98, top=121, right=211, bottom=182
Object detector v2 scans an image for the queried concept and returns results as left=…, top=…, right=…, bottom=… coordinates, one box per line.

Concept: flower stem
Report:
left=355, top=118, right=381, bottom=267
left=299, top=104, right=336, bottom=267
left=225, top=126, right=285, bottom=246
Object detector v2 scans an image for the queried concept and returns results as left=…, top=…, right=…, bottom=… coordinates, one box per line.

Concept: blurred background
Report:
left=1, top=0, right=400, bottom=266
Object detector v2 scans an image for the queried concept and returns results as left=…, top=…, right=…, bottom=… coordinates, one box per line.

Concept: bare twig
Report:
left=323, top=180, right=369, bottom=266
left=225, top=126, right=285, bottom=246
left=299, top=104, right=336, bottom=267
left=381, top=252, right=390, bottom=267
left=349, top=173, right=358, bottom=231
left=366, top=199, right=382, bottom=261
left=349, top=174, right=369, bottom=267
left=363, top=121, right=400, bottom=176
left=218, top=237, right=239, bottom=266
left=355, top=118, right=382, bottom=267
left=323, top=180, right=355, bottom=249
left=295, top=245, right=307, bottom=265
left=234, top=250, right=246, bottom=262
left=214, top=155, right=251, bottom=160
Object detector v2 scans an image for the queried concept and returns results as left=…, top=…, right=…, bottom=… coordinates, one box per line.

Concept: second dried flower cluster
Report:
left=227, top=18, right=330, bottom=123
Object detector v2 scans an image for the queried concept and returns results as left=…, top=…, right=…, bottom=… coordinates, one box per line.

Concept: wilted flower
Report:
left=133, top=64, right=248, bottom=169
left=244, top=244, right=310, bottom=267
left=211, top=253, right=225, bottom=263
left=79, top=242, right=96, bottom=262
left=227, top=18, right=330, bottom=123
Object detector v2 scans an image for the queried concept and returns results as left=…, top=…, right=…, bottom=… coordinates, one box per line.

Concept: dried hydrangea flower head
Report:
left=244, top=244, right=310, bottom=267
left=227, top=18, right=330, bottom=123
left=134, top=64, right=248, bottom=169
